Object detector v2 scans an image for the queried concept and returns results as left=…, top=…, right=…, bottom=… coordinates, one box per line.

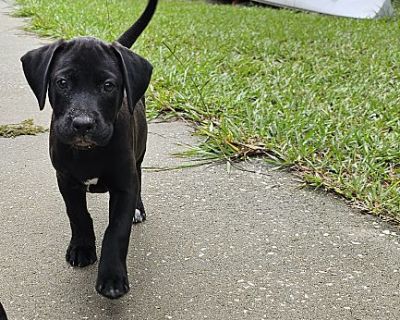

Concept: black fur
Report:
left=0, top=303, right=7, bottom=320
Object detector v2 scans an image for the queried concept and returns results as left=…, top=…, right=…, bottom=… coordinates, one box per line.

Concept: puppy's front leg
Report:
left=96, top=181, right=137, bottom=299
left=57, top=172, right=97, bottom=267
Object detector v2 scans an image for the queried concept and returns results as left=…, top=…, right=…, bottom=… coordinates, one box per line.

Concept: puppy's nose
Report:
left=72, top=116, right=95, bottom=133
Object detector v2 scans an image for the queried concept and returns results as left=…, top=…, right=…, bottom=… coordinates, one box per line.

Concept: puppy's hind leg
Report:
left=134, top=196, right=146, bottom=223
left=133, top=98, right=148, bottom=224
left=133, top=158, right=146, bottom=224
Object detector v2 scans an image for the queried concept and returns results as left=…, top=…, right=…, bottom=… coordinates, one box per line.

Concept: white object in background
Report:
left=252, top=0, right=394, bottom=19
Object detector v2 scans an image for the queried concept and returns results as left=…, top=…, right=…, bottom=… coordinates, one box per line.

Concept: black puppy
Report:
left=20, top=0, right=158, bottom=299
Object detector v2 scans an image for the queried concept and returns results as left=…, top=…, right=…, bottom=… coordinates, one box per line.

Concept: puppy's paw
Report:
left=66, top=244, right=97, bottom=267
left=96, top=273, right=129, bottom=299
left=133, top=208, right=146, bottom=224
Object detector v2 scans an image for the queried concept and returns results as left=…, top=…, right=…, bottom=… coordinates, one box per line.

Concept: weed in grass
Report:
left=15, top=0, right=400, bottom=217
left=0, top=119, right=47, bottom=138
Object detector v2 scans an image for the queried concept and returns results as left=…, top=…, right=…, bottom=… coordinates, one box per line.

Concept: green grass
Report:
left=15, top=0, right=400, bottom=218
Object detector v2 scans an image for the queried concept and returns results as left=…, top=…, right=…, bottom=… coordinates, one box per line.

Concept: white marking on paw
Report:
left=134, top=209, right=143, bottom=222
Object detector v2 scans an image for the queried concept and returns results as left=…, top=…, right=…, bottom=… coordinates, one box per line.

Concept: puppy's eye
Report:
left=56, top=79, right=68, bottom=89
left=103, top=81, right=115, bottom=92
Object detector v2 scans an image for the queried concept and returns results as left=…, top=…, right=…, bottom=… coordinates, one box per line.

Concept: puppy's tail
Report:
left=0, top=303, right=8, bottom=320
left=117, top=0, right=158, bottom=48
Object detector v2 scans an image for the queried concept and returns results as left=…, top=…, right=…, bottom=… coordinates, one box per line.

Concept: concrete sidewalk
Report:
left=1, top=1, right=400, bottom=319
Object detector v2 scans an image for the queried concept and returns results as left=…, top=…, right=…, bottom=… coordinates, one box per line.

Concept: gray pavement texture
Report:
left=1, top=1, right=400, bottom=319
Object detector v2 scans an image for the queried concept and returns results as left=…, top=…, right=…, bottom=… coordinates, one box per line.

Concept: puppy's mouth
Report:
left=71, top=137, right=97, bottom=150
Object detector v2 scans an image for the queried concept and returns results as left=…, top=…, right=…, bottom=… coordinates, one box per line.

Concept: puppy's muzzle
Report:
left=72, top=115, right=96, bottom=134
left=70, top=115, right=99, bottom=149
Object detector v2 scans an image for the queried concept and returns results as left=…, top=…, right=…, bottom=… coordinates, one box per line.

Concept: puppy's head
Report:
left=21, top=37, right=152, bottom=149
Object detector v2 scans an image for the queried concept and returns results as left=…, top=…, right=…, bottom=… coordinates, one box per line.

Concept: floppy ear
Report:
left=112, top=43, right=153, bottom=114
left=20, top=40, right=64, bottom=110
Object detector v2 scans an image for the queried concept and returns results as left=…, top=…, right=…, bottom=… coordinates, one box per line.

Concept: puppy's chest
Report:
left=84, top=177, right=99, bottom=187
left=72, top=158, right=109, bottom=192
left=67, top=151, right=107, bottom=184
